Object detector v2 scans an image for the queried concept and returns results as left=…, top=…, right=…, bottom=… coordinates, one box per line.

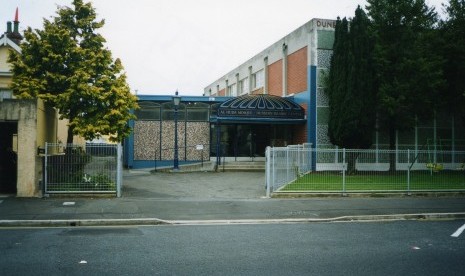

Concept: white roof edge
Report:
left=0, top=35, right=21, bottom=53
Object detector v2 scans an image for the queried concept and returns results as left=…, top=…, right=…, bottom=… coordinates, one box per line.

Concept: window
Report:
left=186, top=102, right=209, bottom=121
left=135, top=102, right=161, bottom=120
left=239, top=78, right=249, bottom=95
left=187, top=108, right=209, bottom=121
left=228, top=83, right=237, bottom=97
left=252, top=70, right=264, bottom=89
left=161, top=102, right=185, bottom=121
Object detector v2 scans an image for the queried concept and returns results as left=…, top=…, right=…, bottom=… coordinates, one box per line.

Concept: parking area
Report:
left=122, top=170, right=266, bottom=199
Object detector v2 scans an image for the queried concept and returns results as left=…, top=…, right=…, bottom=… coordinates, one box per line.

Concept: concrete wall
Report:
left=0, top=99, right=61, bottom=197
left=204, top=18, right=336, bottom=97
left=0, top=99, right=39, bottom=196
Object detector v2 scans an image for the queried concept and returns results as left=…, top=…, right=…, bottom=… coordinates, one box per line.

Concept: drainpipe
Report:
left=282, top=43, right=288, bottom=97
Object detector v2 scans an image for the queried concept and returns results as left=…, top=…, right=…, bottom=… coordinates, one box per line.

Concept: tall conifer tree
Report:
left=327, top=7, right=376, bottom=173
left=327, top=17, right=350, bottom=147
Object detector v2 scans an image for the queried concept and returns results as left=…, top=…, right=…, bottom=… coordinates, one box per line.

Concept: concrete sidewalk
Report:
left=0, top=169, right=464, bottom=226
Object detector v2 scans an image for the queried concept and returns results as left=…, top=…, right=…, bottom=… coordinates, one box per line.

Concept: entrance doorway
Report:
left=211, top=124, right=292, bottom=159
left=0, top=121, right=18, bottom=193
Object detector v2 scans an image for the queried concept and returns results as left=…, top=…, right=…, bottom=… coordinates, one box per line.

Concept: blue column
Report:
left=308, top=65, right=317, bottom=170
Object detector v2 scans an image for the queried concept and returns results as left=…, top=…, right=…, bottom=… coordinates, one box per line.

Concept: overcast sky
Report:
left=1, top=0, right=446, bottom=96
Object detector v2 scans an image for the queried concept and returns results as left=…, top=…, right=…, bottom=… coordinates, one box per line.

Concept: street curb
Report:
left=1, top=212, right=465, bottom=227
left=0, top=218, right=170, bottom=228
left=168, top=212, right=465, bottom=225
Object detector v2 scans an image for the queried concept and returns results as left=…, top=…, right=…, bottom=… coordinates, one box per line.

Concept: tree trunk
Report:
left=389, top=126, right=396, bottom=172
left=66, top=124, right=74, bottom=145
left=346, top=151, right=359, bottom=175
left=65, top=124, right=74, bottom=155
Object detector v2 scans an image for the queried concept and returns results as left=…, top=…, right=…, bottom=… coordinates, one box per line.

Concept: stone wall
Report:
left=134, top=120, right=210, bottom=161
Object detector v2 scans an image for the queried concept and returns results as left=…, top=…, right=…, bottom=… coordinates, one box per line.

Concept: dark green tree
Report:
left=9, top=0, right=138, bottom=144
left=327, top=17, right=350, bottom=149
left=367, top=0, right=443, bottom=170
left=440, top=0, right=465, bottom=127
left=327, top=7, right=377, bottom=173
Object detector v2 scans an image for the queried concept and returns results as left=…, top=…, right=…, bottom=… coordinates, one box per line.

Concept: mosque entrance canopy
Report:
left=213, top=94, right=306, bottom=124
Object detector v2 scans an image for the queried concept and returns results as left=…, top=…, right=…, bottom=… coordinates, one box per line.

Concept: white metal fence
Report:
left=266, top=145, right=465, bottom=196
left=44, top=143, right=122, bottom=196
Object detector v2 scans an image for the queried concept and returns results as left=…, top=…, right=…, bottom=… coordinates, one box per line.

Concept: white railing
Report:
left=266, top=145, right=465, bottom=196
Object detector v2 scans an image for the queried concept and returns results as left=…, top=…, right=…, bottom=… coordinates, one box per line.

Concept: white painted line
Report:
left=0, top=200, right=3, bottom=204
left=451, top=223, right=465, bottom=238
left=63, top=202, right=76, bottom=206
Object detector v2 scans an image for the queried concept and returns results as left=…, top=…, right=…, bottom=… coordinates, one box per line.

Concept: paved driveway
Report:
left=122, top=170, right=266, bottom=199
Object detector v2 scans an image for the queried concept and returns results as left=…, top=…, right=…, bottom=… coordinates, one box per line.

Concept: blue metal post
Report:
left=173, top=93, right=180, bottom=170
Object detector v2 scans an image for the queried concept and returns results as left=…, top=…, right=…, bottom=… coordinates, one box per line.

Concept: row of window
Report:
left=213, top=69, right=264, bottom=96
left=135, top=102, right=211, bottom=121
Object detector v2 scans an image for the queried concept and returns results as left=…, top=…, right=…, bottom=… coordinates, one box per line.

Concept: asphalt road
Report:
left=1, top=220, right=464, bottom=275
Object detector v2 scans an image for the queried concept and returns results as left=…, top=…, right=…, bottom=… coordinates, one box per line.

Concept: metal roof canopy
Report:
left=214, top=94, right=306, bottom=124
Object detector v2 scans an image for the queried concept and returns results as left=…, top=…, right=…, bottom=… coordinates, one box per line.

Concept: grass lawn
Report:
left=281, top=170, right=465, bottom=192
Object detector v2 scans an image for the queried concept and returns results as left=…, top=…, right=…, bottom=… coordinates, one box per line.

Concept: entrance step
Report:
left=218, top=161, right=265, bottom=172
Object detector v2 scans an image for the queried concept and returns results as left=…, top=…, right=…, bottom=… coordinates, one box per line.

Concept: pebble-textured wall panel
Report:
left=134, top=121, right=160, bottom=160
left=161, top=121, right=186, bottom=160
left=185, top=122, right=210, bottom=160
left=317, top=49, right=332, bottom=69
left=134, top=120, right=210, bottom=161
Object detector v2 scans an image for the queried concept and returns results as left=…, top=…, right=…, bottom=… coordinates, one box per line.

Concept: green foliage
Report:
left=440, top=0, right=465, bottom=127
left=9, top=0, right=138, bottom=143
left=327, top=7, right=376, bottom=150
left=366, top=0, right=444, bottom=149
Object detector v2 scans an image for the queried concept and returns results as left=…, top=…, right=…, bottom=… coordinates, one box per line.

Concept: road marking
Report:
left=63, top=202, right=76, bottom=206
left=0, top=200, right=3, bottom=204
left=451, top=224, right=465, bottom=238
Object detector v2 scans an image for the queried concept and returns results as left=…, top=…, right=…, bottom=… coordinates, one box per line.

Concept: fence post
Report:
left=342, top=148, right=346, bottom=196
left=407, top=149, right=411, bottom=196
left=272, top=147, right=275, bottom=194
left=117, top=143, right=123, bottom=197
left=286, top=146, right=289, bottom=182
left=310, top=144, right=313, bottom=172
left=44, top=142, right=48, bottom=196
left=266, top=147, right=271, bottom=197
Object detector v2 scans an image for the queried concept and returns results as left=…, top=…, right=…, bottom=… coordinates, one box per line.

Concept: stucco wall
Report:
left=0, top=99, right=39, bottom=196
left=0, top=47, right=10, bottom=72
left=0, top=99, right=60, bottom=197
left=37, top=99, right=58, bottom=148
